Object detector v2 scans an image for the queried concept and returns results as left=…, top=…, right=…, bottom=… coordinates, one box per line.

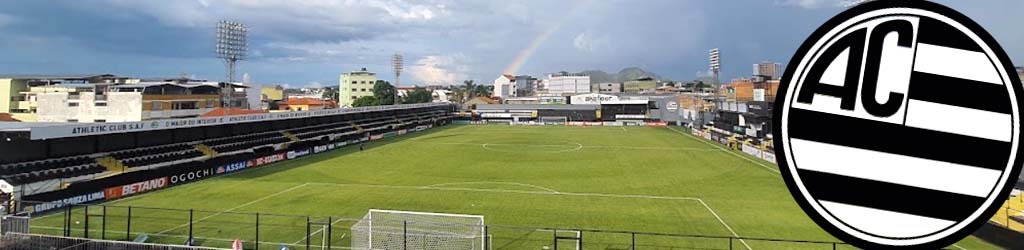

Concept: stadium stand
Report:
left=0, top=103, right=454, bottom=214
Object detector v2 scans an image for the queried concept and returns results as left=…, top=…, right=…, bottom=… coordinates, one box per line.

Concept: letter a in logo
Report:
left=774, top=1, right=1023, bottom=249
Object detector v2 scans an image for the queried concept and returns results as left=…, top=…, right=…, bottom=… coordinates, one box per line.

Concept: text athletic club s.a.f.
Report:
left=773, top=1, right=1024, bottom=249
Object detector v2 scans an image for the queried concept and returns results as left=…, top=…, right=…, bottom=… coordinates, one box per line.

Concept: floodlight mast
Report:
left=216, top=20, right=248, bottom=83
left=392, top=53, right=403, bottom=104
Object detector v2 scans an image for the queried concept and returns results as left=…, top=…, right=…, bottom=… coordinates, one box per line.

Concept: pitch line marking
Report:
left=667, top=127, right=781, bottom=174
left=306, top=182, right=701, bottom=201
left=481, top=142, right=584, bottom=153
left=422, top=142, right=720, bottom=151
left=291, top=218, right=348, bottom=245
left=698, top=199, right=752, bottom=250
left=425, top=181, right=561, bottom=193
left=155, top=183, right=310, bottom=235
left=29, top=166, right=266, bottom=221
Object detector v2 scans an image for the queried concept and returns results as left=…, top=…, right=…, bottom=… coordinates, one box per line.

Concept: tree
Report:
left=352, top=96, right=377, bottom=107
left=372, top=80, right=396, bottom=105
left=462, top=80, right=476, bottom=100
left=473, top=84, right=491, bottom=98
left=322, top=87, right=338, bottom=102
left=404, top=87, right=433, bottom=104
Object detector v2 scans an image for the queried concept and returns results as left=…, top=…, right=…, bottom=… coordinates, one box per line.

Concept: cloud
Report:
left=773, top=0, right=852, bottom=9
left=410, top=54, right=471, bottom=85
left=0, top=14, right=15, bottom=28
left=572, top=32, right=608, bottom=53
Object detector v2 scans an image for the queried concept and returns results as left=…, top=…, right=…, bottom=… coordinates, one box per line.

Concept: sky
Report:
left=0, top=0, right=1020, bottom=88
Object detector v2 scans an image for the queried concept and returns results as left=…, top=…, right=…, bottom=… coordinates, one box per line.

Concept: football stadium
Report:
left=0, top=103, right=1008, bottom=249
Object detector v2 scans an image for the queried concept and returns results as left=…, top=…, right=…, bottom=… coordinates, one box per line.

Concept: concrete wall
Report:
left=37, top=92, right=144, bottom=122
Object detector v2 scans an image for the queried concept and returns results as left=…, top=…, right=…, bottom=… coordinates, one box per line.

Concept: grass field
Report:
left=31, top=125, right=999, bottom=249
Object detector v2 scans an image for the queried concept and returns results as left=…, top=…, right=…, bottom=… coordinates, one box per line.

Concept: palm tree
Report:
left=473, top=84, right=491, bottom=98
left=461, top=80, right=476, bottom=101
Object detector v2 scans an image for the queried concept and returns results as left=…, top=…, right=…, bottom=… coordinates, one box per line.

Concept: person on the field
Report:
left=359, top=142, right=365, bottom=151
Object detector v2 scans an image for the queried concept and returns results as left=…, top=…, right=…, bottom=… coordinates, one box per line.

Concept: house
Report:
left=278, top=97, right=336, bottom=111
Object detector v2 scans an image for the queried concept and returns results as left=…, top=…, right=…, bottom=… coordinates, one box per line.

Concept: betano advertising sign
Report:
left=104, top=177, right=168, bottom=200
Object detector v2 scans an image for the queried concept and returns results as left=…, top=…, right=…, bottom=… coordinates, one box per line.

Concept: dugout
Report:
left=599, top=100, right=652, bottom=121
left=473, top=104, right=599, bottom=122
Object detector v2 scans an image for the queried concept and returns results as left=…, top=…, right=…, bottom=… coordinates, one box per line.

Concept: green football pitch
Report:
left=30, top=125, right=998, bottom=249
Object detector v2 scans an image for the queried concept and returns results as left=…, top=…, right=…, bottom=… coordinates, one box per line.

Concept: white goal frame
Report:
left=539, top=116, right=568, bottom=125
left=355, top=209, right=486, bottom=250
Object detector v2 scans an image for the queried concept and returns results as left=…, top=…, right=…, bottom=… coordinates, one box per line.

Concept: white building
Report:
left=492, top=74, right=515, bottom=98
left=36, top=82, right=223, bottom=122
left=545, top=72, right=590, bottom=95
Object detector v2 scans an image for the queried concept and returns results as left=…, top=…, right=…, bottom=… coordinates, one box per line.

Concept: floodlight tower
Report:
left=709, top=48, right=720, bottom=86
left=216, top=20, right=248, bottom=83
left=392, top=53, right=404, bottom=86
left=391, top=53, right=403, bottom=104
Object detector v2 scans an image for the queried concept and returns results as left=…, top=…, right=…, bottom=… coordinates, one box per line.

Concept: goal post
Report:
left=540, top=116, right=568, bottom=125
left=352, top=209, right=486, bottom=250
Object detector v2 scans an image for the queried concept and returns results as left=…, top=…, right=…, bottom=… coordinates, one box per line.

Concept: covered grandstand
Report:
left=471, top=101, right=653, bottom=123
left=0, top=103, right=455, bottom=214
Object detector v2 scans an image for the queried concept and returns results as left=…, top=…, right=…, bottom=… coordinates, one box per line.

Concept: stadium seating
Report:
left=0, top=107, right=451, bottom=187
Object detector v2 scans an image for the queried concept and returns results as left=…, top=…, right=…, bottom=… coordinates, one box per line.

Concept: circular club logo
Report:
left=773, top=1, right=1023, bottom=249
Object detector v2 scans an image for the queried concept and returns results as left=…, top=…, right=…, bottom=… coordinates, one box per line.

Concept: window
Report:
left=67, top=119, right=78, bottom=122
left=95, top=102, right=107, bottom=107
left=152, top=102, right=163, bottom=111
left=68, top=102, right=79, bottom=107
left=207, top=99, right=215, bottom=108
left=94, top=119, right=105, bottom=123
left=172, top=101, right=198, bottom=110
left=352, top=88, right=357, bottom=92
left=352, top=81, right=357, bottom=84
left=361, top=89, right=366, bottom=92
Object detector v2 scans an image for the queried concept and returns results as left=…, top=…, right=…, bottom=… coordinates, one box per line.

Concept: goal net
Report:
left=351, top=209, right=486, bottom=250
left=539, top=116, right=568, bottom=125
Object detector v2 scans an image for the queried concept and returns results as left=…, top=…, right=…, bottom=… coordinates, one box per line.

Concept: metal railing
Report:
left=0, top=232, right=227, bottom=250
left=22, top=203, right=856, bottom=250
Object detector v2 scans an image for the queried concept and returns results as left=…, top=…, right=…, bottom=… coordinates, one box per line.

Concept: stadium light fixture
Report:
left=216, top=20, right=248, bottom=83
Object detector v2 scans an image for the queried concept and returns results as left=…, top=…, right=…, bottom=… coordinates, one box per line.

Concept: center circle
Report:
left=480, top=141, right=583, bottom=153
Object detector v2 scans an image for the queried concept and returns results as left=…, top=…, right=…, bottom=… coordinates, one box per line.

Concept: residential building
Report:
left=624, top=77, right=657, bottom=93
left=339, top=68, right=377, bottom=107
left=545, top=72, right=590, bottom=95
left=753, top=61, right=782, bottom=80
left=35, top=82, right=223, bottom=122
left=0, top=74, right=138, bottom=121
left=260, top=85, right=285, bottom=110
left=493, top=74, right=515, bottom=98
left=431, top=89, right=451, bottom=103
left=726, top=78, right=780, bottom=102
left=278, top=97, right=336, bottom=111
left=514, top=75, right=537, bottom=97
left=592, top=83, right=621, bottom=93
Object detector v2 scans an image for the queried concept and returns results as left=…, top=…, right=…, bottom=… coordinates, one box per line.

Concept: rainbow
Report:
left=502, top=0, right=591, bottom=75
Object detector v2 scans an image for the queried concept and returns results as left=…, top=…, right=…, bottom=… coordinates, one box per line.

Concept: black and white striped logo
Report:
left=774, top=1, right=1023, bottom=249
